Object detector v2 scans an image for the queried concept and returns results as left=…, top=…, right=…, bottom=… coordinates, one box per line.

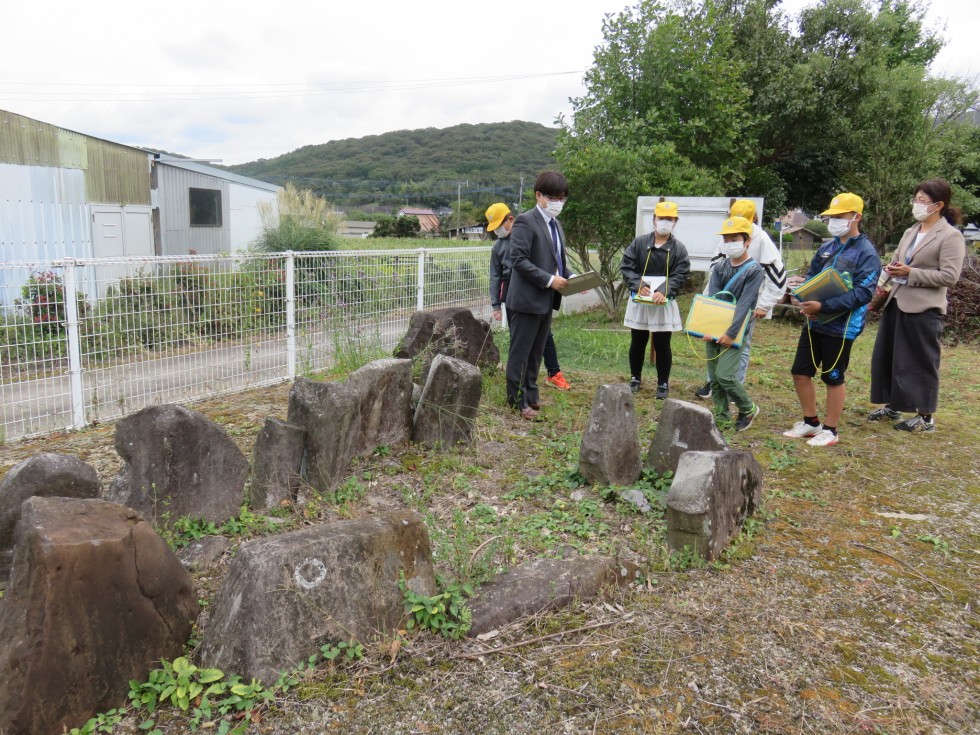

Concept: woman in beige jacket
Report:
left=867, top=178, right=967, bottom=432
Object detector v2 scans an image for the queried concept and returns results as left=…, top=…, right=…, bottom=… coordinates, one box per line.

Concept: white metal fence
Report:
left=0, top=248, right=493, bottom=442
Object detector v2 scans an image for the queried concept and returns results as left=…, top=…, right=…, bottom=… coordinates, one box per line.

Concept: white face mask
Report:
left=545, top=200, right=564, bottom=218
left=827, top=217, right=853, bottom=238
left=720, top=241, right=746, bottom=258
left=494, top=224, right=510, bottom=238
left=911, top=202, right=935, bottom=221
left=655, top=220, right=675, bottom=236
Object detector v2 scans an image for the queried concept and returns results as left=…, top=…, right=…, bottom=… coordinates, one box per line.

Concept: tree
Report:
left=555, top=132, right=723, bottom=315
left=571, top=0, right=757, bottom=188
left=370, top=214, right=421, bottom=238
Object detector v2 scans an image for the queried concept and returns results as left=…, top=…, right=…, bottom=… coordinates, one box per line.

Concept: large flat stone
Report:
left=467, top=557, right=642, bottom=637
left=105, top=404, right=249, bottom=525
left=200, top=511, right=435, bottom=684
left=0, top=497, right=196, bottom=735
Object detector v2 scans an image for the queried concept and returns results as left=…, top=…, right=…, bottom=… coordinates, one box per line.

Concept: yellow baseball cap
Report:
left=729, top=199, right=756, bottom=222
left=821, top=192, right=864, bottom=216
left=718, top=216, right=753, bottom=237
left=654, top=201, right=679, bottom=217
left=485, top=203, right=511, bottom=230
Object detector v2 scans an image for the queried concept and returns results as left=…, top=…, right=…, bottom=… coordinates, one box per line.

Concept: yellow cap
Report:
left=821, top=192, right=864, bottom=216
left=654, top=201, right=679, bottom=218
left=485, top=203, right=511, bottom=231
left=718, top=216, right=753, bottom=236
left=729, top=199, right=756, bottom=222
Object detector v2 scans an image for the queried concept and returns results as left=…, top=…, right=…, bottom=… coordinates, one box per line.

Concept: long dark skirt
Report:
left=870, top=302, right=944, bottom=414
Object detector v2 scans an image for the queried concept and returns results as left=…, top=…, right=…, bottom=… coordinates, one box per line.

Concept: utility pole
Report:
left=517, top=172, right=525, bottom=212
left=456, top=180, right=468, bottom=237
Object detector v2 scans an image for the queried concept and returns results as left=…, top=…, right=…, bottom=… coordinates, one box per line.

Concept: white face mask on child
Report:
left=655, top=220, right=675, bottom=236
left=827, top=217, right=853, bottom=238
left=720, top=241, right=745, bottom=258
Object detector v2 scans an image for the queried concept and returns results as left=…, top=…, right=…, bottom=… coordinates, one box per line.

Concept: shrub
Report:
left=944, top=251, right=979, bottom=346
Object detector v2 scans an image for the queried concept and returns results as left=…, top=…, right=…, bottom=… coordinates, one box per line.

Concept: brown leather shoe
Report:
left=528, top=403, right=540, bottom=410
left=520, top=406, right=540, bottom=421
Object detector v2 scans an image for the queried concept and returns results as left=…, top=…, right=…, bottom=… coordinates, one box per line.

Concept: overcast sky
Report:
left=2, top=0, right=976, bottom=166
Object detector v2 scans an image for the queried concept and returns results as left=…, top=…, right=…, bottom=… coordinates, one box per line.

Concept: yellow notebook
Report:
left=684, top=294, right=750, bottom=347
left=791, top=268, right=852, bottom=324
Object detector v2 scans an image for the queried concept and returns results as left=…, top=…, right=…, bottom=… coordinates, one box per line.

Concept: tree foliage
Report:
left=227, top=121, right=557, bottom=212
left=371, top=215, right=421, bottom=238
left=558, top=0, right=979, bottom=312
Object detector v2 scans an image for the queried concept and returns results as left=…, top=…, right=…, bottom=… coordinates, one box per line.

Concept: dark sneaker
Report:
left=695, top=382, right=712, bottom=399
left=867, top=406, right=901, bottom=422
left=629, top=377, right=641, bottom=394
left=735, top=404, right=760, bottom=432
left=894, top=415, right=935, bottom=433
left=656, top=383, right=669, bottom=400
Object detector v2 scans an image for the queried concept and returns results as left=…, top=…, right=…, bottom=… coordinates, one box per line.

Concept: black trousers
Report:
left=870, top=302, right=943, bottom=414
left=628, top=330, right=673, bottom=385
left=506, top=309, right=553, bottom=409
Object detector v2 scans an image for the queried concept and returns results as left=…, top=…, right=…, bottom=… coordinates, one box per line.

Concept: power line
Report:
left=0, top=71, right=583, bottom=103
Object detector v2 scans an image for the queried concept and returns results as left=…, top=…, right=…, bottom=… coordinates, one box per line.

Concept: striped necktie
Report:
left=549, top=219, right=564, bottom=277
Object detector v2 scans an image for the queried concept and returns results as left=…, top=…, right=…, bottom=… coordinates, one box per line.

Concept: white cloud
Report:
left=1, top=0, right=973, bottom=165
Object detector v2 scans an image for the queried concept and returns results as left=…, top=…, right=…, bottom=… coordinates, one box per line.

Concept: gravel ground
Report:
left=1, top=348, right=977, bottom=735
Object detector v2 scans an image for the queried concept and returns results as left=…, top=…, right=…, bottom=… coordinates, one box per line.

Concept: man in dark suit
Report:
left=505, top=171, right=570, bottom=420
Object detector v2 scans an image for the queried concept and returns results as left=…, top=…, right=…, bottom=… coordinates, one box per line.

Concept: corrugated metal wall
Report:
left=156, top=164, right=231, bottom=255
left=0, top=109, right=150, bottom=205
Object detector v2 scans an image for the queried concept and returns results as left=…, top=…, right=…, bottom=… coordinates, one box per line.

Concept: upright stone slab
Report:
left=665, top=450, right=764, bottom=561
left=199, top=511, right=435, bottom=684
left=0, top=497, right=196, bottom=735
left=346, top=358, right=414, bottom=456
left=287, top=378, right=360, bottom=496
left=0, top=453, right=100, bottom=581
left=412, top=354, right=482, bottom=448
left=250, top=418, right=306, bottom=509
left=467, top=557, right=643, bottom=637
left=646, top=398, right=728, bottom=475
left=105, top=404, right=249, bottom=525
left=579, top=384, right=642, bottom=486
left=394, top=307, right=499, bottom=381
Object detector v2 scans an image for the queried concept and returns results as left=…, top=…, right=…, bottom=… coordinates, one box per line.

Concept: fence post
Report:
left=62, top=259, right=86, bottom=431
left=285, top=251, right=296, bottom=379
left=416, top=248, right=426, bottom=312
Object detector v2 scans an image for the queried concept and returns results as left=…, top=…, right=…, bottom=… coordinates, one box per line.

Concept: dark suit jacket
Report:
left=506, top=207, right=567, bottom=314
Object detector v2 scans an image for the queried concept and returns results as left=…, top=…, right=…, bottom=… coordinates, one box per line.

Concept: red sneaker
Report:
left=546, top=371, right=571, bottom=390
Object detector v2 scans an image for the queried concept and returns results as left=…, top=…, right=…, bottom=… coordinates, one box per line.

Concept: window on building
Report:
left=189, top=188, right=222, bottom=226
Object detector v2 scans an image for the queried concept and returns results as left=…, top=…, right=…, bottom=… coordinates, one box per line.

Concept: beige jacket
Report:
left=886, top=218, right=966, bottom=315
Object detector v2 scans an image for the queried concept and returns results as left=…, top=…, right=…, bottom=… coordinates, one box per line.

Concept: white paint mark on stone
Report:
left=293, top=557, right=327, bottom=590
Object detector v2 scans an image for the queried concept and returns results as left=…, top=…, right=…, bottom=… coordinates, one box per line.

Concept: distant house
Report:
left=0, top=108, right=281, bottom=264
left=396, top=207, right=440, bottom=233
left=777, top=209, right=826, bottom=249
left=340, top=220, right=376, bottom=239
left=446, top=224, right=486, bottom=241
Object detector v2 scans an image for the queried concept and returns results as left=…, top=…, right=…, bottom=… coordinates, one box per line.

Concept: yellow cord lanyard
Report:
left=635, top=240, right=669, bottom=302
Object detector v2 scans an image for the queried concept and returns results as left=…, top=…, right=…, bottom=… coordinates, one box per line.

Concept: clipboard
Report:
left=558, top=270, right=605, bottom=296
left=631, top=275, right=668, bottom=304
left=791, top=268, right=852, bottom=324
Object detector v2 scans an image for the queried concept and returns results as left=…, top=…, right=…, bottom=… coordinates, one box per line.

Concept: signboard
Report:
left=635, top=196, right=765, bottom=272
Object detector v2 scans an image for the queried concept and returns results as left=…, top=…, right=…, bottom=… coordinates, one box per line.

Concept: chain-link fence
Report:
left=0, top=247, right=492, bottom=442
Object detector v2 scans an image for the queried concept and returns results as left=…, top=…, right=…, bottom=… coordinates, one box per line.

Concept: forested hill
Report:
left=226, top=120, right=558, bottom=207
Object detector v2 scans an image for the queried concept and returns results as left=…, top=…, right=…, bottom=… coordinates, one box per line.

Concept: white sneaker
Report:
left=782, top=421, right=822, bottom=438
left=806, top=429, right=839, bottom=447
